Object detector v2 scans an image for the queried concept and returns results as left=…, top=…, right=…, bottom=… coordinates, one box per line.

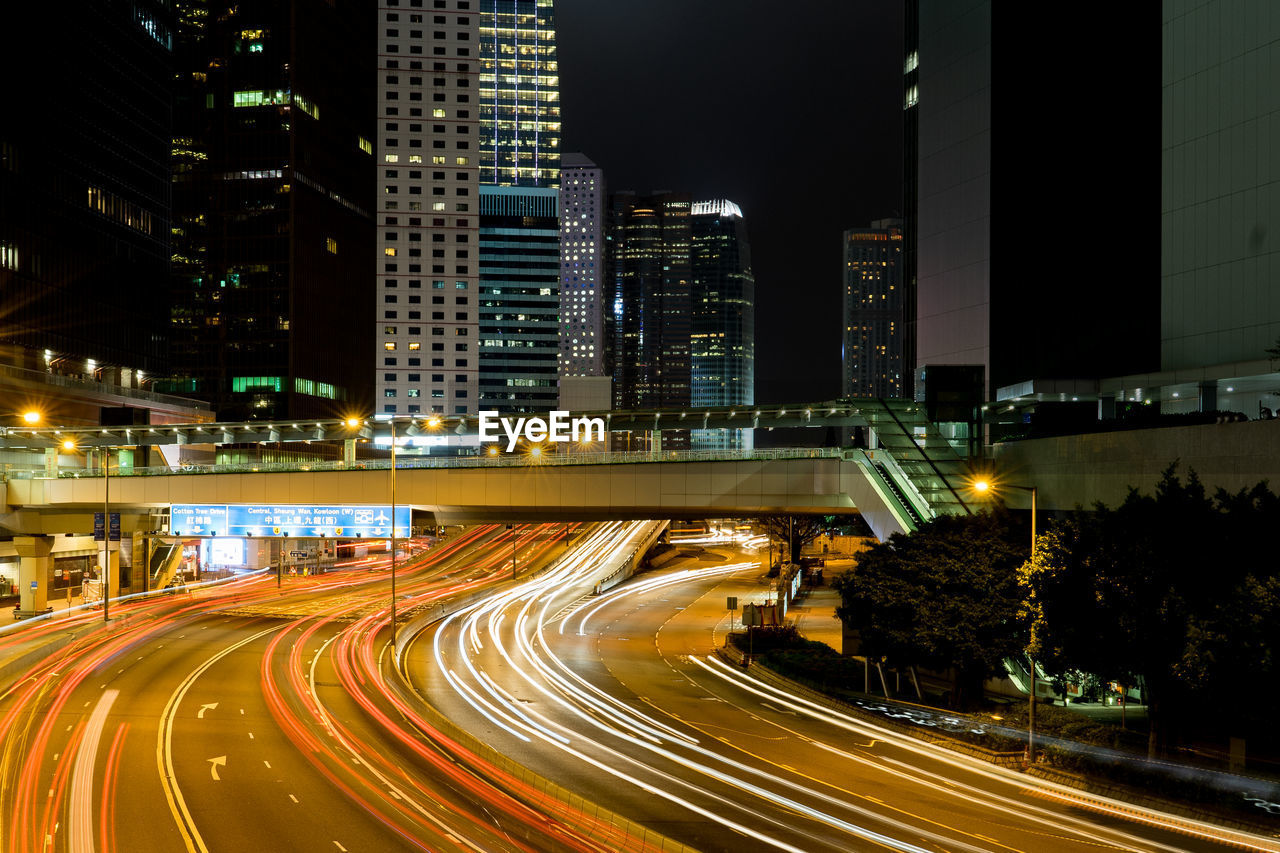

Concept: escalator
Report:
left=149, top=541, right=184, bottom=591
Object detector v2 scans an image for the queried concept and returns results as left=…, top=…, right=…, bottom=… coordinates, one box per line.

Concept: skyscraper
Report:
left=478, top=187, right=560, bottom=411
left=558, top=154, right=605, bottom=379
left=610, top=192, right=692, bottom=416
left=479, top=0, right=561, bottom=189
left=375, top=3, right=481, bottom=418
left=169, top=1, right=375, bottom=420
left=376, top=0, right=560, bottom=419
left=690, top=200, right=754, bottom=450
left=1, top=1, right=175, bottom=384
left=908, top=1, right=1155, bottom=405
left=842, top=220, right=904, bottom=399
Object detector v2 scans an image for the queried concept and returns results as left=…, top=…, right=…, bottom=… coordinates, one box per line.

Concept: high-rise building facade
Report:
left=479, top=0, right=561, bottom=188
left=376, top=0, right=560, bottom=419
left=690, top=200, right=754, bottom=450
left=842, top=220, right=904, bottom=399
left=169, top=1, right=375, bottom=420
left=1, top=2, right=174, bottom=384
left=375, top=1, right=481, bottom=418
left=908, top=1, right=1155, bottom=403
left=610, top=192, right=692, bottom=415
left=478, top=187, right=560, bottom=411
left=558, top=154, right=605, bottom=378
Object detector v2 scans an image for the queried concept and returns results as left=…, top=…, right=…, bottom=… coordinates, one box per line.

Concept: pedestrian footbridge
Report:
left=0, top=399, right=979, bottom=542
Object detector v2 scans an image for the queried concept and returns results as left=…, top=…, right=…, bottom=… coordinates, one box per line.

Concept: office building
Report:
left=478, top=187, right=560, bottom=411
left=169, top=1, right=375, bottom=420
left=559, top=154, right=605, bottom=379
left=376, top=0, right=560, bottom=420
left=908, top=2, right=1155, bottom=406
left=1, top=2, right=174, bottom=390
left=842, top=220, right=904, bottom=399
left=479, top=0, right=561, bottom=188
left=610, top=192, right=692, bottom=418
left=690, top=200, right=754, bottom=450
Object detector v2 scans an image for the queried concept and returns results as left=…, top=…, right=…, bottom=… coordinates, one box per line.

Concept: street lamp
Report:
left=970, top=476, right=1039, bottom=765
left=22, top=410, right=41, bottom=425
left=389, top=417, right=398, bottom=644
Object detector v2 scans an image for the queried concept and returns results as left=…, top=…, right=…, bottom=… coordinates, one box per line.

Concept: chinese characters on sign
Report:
left=170, top=504, right=410, bottom=538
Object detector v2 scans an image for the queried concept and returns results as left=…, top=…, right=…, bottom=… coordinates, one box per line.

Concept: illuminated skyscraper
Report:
left=376, top=0, right=560, bottom=420
left=842, top=220, right=903, bottom=398
left=478, top=0, right=561, bottom=188
left=1, top=1, right=174, bottom=381
left=690, top=200, right=754, bottom=450
left=558, top=153, right=605, bottom=378
left=169, top=1, right=375, bottom=420
left=610, top=192, right=692, bottom=418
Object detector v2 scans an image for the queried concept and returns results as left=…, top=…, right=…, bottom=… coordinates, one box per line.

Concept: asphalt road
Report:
left=407, top=543, right=1279, bottom=853
left=3, top=525, right=1276, bottom=853
left=0, top=523, right=612, bottom=853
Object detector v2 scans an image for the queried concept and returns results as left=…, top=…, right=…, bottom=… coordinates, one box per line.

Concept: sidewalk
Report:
left=787, top=584, right=843, bottom=652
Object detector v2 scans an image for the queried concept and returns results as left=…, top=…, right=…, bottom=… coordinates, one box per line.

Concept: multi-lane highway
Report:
left=0, top=523, right=655, bottom=852
left=407, top=530, right=1280, bottom=853
left=1, top=522, right=1276, bottom=852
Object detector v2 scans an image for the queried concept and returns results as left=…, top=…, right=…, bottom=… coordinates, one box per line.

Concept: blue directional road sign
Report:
left=170, top=504, right=410, bottom=539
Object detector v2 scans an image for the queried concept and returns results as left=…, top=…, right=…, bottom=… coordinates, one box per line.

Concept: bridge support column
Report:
left=343, top=438, right=356, bottom=464
left=649, top=430, right=662, bottom=455
left=44, top=448, right=58, bottom=477
left=14, top=535, right=52, bottom=613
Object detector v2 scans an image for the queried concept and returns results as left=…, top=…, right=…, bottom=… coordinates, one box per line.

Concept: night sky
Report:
left=556, top=1, right=904, bottom=405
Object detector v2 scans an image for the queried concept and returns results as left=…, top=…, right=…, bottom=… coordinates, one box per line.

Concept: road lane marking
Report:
left=288, top=794, right=298, bottom=803
left=157, top=623, right=281, bottom=853
left=70, top=689, right=118, bottom=853
left=263, top=761, right=271, bottom=769
left=207, top=756, right=226, bottom=781
left=333, top=843, right=347, bottom=851
left=196, top=703, right=218, bottom=719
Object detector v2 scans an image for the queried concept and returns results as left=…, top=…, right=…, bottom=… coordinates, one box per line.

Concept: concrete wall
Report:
left=993, top=419, right=1280, bottom=510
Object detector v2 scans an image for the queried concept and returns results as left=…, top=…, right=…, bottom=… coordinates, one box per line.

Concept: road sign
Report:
left=290, top=550, right=307, bottom=558
left=29, top=580, right=36, bottom=591
left=726, top=596, right=738, bottom=611
left=171, top=504, right=409, bottom=538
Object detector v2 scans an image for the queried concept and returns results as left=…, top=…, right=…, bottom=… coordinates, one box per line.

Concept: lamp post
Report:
left=971, top=478, right=1038, bottom=764
left=102, top=446, right=111, bottom=622
left=389, top=417, right=398, bottom=644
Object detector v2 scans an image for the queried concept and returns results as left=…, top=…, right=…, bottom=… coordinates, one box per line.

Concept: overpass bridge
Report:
left=0, top=398, right=977, bottom=539
left=1, top=447, right=958, bottom=543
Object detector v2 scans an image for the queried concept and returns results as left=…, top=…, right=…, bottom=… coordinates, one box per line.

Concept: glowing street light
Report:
left=22, top=410, right=41, bottom=425
left=969, top=474, right=1039, bottom=765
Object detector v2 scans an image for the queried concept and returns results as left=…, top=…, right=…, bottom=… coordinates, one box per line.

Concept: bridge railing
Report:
left=2, top=447, right=845, bottom=480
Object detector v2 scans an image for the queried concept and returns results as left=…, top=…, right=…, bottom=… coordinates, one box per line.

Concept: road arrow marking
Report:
left=208, top=756, right=226, bottom=781
left=197, top=703, right=218, bottom=719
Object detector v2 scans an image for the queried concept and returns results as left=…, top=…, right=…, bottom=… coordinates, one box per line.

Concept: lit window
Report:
left=432, top=109, right=446, bottom=118
left=408, top=342, right=421, bottom=350
left=385, top=247, right=397, bottom=256
left=326, top=237, right=338, bottom=254
left=384, top=342, right=397, bottom=351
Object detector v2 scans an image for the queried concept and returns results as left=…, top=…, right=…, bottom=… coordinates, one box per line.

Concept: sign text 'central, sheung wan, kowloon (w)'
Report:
left=170, top=504, right=411, bottom=538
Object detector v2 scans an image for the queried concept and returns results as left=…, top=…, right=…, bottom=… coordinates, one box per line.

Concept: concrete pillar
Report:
left=99, top=546, right=120, bottom=604
left=1097, top=394, right=1116, bottom=420
left=343, top=438, right=356, bottom=464
left=1198, top=381, right=1218, bottom=413
left=14, top=535, right=52, bottom=612
left=44, top=447, right=58, bottom=477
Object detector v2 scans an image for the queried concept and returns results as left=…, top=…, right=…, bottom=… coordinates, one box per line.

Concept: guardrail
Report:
left=4, top=447, right=844, bottom=480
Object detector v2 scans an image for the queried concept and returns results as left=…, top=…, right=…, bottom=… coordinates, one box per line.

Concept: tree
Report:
left=760, top=515, right=829, bottom=564
left=1021, top=465, right=1280, bottom=757
left=833, top=511, right=1028, bottom=709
